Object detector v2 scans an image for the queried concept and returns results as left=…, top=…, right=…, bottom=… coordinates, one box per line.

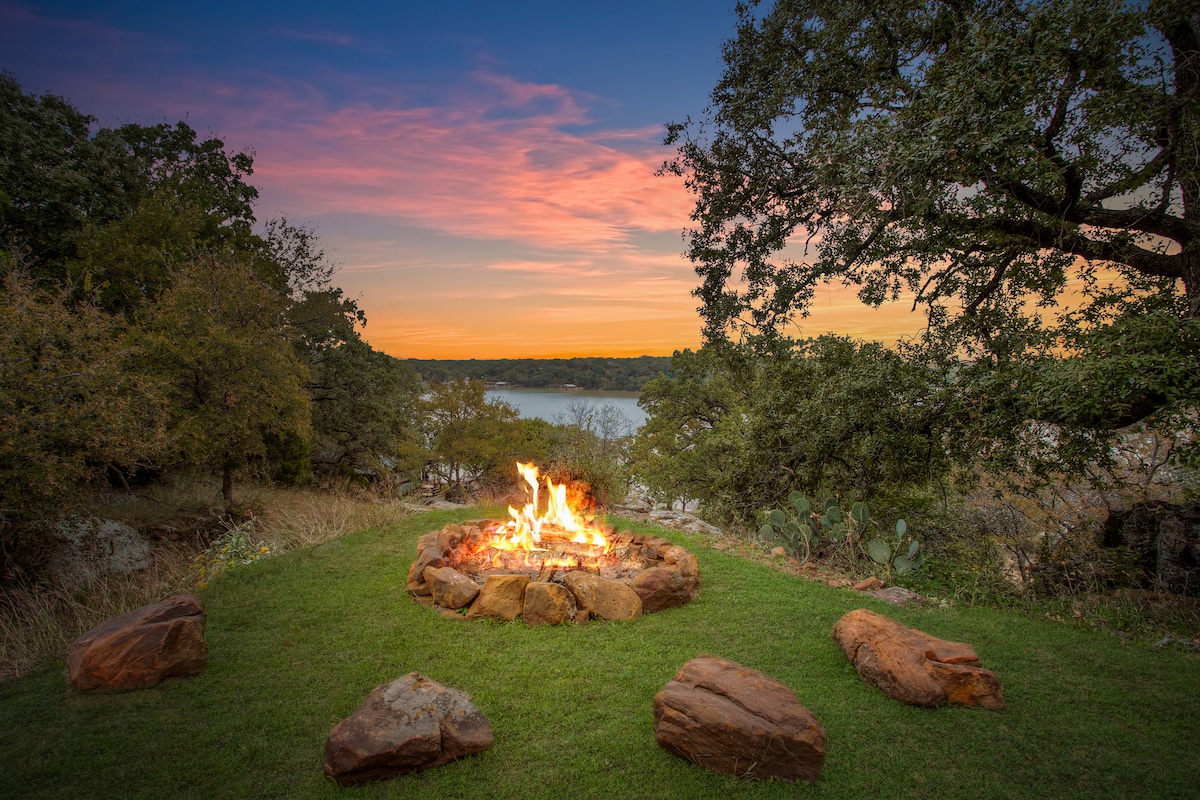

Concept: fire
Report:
left=490, top=462, right=611, bottom=554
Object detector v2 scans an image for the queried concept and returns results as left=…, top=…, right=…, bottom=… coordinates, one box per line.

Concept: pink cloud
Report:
left=188, top=70, right=694, bottom=253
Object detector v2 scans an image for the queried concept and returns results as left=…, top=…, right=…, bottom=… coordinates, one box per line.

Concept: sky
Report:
left=1, top=0, right=923, bottom=359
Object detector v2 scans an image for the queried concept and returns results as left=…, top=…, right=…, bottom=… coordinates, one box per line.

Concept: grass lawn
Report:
left=1, top=508, right=1197, bottom=799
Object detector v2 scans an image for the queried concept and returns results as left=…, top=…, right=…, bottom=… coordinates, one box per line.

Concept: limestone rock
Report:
left=872, top=586, right=924, bottom=607
left=653, top=655, right=826, bottom=784
left=562, top=572, right=642, bottom=621
left=631, top=567, right=691, bottom=613
left=68, top=595, right=207, bottom=693
left=323, top=672, right=494, bottom=786
left=424, top=566, right=480, bottom=610
left=832, top=608, right=1004, bottom=709
left=522, top=581, right=577, bottom=626
left=466, top=574, right=530, bottom=621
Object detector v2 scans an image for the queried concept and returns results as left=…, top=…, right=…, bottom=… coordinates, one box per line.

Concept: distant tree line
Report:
left=404, top=356, right=672, bottom=391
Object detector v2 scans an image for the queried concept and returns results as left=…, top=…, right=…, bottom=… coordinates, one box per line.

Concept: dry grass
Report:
left=0, top=478, right=416, bottom=682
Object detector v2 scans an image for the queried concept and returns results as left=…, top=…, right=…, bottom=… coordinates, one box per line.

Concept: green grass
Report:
left=2, top=508, right=1198, bottom=799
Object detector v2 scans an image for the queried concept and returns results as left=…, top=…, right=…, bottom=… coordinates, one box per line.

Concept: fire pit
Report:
left=407, top=463, right=700, bottom=624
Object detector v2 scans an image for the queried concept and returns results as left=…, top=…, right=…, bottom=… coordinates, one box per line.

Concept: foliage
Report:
left=1, top=74, right=403, bottom=526
left=759, top=492, right=917, bottom=573
left=133, top=256, right=311, bottom=511
left=0, top=255, right=166, bottom=537
left=308, top=337, right=424, bottom=482
left=1, top=73, right=257, bottom=282
left=664, top=0, right=1200, bottom=480
left=866, top=518, right=924, bottom=578
left=542, top=398, right=635, bottom=507
left=405, top=355, right=671, bottom=391
left=632, top=338, right=949, bottom=524
left=419, top=380, right=523, bottom=498
left=191, top=517, right=271, bottom=589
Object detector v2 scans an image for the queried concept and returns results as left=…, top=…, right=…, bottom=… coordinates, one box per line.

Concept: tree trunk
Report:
left=222, top=463, right=235, bottom=515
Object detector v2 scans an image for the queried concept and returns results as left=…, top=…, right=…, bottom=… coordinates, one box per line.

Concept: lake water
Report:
left=485, top=388, right=646, bottom=429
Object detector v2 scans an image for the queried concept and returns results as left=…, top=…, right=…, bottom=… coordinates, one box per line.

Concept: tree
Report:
left=419, top=380, right=521, bottom=498
left=134, top=256, right=310, bottom=512
left=631, top=341, right=948, bottom=523
left=308, top=337, right=424, bottom=481
left=665, top=0, right=1200, bottom=471
left=0, top=251, right=165, bottom=537
left=549, top=398, right=635, bottom=506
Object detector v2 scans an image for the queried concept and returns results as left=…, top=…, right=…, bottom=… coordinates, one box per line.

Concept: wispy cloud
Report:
left=193, top=70, right=693, bottom=254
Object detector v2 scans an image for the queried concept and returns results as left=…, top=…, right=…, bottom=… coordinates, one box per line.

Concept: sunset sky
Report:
left=2, top=0, right=923, bottom=358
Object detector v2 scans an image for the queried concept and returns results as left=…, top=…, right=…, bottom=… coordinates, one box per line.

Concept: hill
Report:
left=404, top=356, right=672, bottom=391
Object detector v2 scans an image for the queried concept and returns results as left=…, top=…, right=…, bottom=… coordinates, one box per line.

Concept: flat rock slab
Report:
left=68, top=594, right=207, bottom=693
left=324, top=672, right=494, bottom=786
left=833, top=608, right=1005, bottom=709
left=653, top=655, right=826, bottom=784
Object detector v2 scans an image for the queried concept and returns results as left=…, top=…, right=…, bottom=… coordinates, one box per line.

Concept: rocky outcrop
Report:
left=653, top=655, right=826, bottom=784
left=561, top=572, right=642, bottom=621
left=832, top=609, right=1004, bottom=709
left=1099, top=502, right=1200, bottom=596
left=323, top=673, right=494, bottom=786
left=68, top=595, right=208, bottom=693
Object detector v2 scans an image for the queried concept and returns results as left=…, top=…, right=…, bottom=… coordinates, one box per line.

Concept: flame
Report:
left=491, top=462, right=610, bottom=554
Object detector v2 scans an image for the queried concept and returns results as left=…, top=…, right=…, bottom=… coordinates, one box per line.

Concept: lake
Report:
left=485, top=388, right=646, bottom=429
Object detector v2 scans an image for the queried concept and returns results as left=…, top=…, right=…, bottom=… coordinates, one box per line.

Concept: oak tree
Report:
left=665, top=0, right=1200, bottom=472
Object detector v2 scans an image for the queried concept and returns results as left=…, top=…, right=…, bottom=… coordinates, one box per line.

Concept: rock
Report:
left=561, top=572, right=642, bottom=621
left=832, top=608, right=1004, bottom=709
left=872, top=586, right=924, bottom=606
left=68, top=595, right=208, bottom=693
left=1099, top=501, right=1200, bottom=596
left=573, top=609, right=590, bottom=625
left=853, top=577, right=884, bottom=592
left=770, top=546, right=787, bottom=557
left=631, top=567, right=691, bottom=613
left=323, top=672, right=494, bottom=786
left=653, top=655, right=826, bottom=784
left=466, top=574, right=530, bottom=621
left=46, top=516, right=152, bottom=588
left=406, top=546, right=447, bottom=596
left=522, top=581, right=578, bottom=626
left=424, top=566, right=480, bottom=610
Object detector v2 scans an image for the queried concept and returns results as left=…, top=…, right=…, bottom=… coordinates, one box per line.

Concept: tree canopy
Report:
left=665, top=0, right=1200, bottom=473
left=0, top=73, right=418, bottom=531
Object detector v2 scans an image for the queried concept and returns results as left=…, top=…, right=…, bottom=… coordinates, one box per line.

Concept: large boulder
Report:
left=424, top=566, right=480, bottom=610
left=1098, top=501, right=1200, bottom=596
left=522, top=581, right=577, bottom=626
left=323, top=672, right=494, bottom=786
left=653, top=655, right=826, bottom=784
left=68, top=594, right=208, bottom=693
left=832, top=609, right=1004, bottom=709
left=465, top=574, right=530, bottom=621
left=561, top=572, right=642, bottom=621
